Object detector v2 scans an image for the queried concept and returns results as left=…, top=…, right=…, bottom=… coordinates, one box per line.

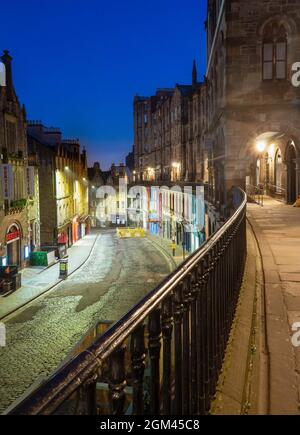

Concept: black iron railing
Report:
left=9, top=188, right=247, bottom=416
left=246, top=184, right=264, bottom=207
left=266, top=183, right=286, bottom=201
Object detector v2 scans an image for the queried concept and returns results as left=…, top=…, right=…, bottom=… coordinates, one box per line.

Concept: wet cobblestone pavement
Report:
left=0, top=231, right=173, bottom=413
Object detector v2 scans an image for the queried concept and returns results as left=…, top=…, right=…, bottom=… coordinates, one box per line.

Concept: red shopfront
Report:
left=6, top=224, right=22, bottom=266
left=72, top=216, right=80, bottom=244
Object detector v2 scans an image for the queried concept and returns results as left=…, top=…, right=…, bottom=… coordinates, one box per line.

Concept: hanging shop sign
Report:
left=1, top=164, right=13, bottom=200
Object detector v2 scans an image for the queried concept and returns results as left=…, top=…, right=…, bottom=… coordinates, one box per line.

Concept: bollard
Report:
left=59, top=257, right=69, bottom=280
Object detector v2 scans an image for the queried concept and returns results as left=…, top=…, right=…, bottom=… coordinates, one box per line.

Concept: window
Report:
left=6, top=120, right=17, bottom=153
left=263, top=24, right=287, bottom=80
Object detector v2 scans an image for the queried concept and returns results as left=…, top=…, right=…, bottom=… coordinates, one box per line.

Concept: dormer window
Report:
left=263, top=24, right=287, bottom=80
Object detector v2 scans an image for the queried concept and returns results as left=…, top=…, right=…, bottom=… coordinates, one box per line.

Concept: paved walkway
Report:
left=0, top=232, right=98, bottom=320
left=247, top=198, right=300, bottom=415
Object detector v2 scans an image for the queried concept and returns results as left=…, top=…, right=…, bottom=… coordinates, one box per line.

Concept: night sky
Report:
left=0, top=0, right=207, bottom=169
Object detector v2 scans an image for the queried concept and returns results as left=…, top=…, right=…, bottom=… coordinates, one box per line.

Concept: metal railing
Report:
left=266, top=183, right=286, bottom=201
left=246, top=184, right=264, bottom=207
left=9, top=188, right=247, bottom=416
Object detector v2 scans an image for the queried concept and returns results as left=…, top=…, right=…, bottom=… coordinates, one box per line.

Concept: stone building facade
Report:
left=133, top=72, right=204, bottom=184
left=133, top=0, right=300, bottom=205
left=28, top=123, right=89, bottom=247
left=0, top=50, right=40, bottom=268
left=205, top=0, right=300, bottom=205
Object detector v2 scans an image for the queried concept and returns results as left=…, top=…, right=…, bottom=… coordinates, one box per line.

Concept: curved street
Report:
left=0, top=230, right=174, bottom=414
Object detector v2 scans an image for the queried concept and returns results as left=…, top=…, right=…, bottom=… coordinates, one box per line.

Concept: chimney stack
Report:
left=1, top=50, right=14, bottom=100
left=192, top=59, right=197, bottom=87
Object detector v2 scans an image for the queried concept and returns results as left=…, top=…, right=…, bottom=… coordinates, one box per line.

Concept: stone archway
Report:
left=238, top=123, right=300, bottom=203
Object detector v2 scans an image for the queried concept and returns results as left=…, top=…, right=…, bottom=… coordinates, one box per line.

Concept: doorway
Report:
left=275, top=149, right=283, bottom=192
left=286, top=144, right=297, bottom=204
left=6, top=225, right=21, bottom=266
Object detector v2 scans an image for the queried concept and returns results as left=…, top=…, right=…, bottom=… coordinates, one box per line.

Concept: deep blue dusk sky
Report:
left=0, top=0, right=207, bottom=169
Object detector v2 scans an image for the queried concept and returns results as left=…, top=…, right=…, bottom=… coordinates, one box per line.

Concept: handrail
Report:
left=267, top=183, right=286, bottom=195
left=9, top=188, right=247, bottom=416
left=246, top=184, right=264, bottom=207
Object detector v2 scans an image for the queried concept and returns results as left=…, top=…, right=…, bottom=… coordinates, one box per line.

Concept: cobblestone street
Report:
left=0, top=230, right=173, bottom=413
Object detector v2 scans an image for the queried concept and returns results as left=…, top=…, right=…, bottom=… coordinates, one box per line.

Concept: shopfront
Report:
left=72, top=216, right=79, bottom=244
left=58, top=231, right=68, bottom=245
left=80, top=216, right=91, bottom=237
left=6, top=223, right=22, bottom=266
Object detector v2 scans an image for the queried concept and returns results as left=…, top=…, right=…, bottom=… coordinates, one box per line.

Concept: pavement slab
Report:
left=0, top=233, right=99, bottom=320
left=248, top=198, right=300, bottom=415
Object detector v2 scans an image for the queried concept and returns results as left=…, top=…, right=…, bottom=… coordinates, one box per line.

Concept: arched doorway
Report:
left=286, top=143, right=297, bottom=204
left=274, top=148, right=283, bottom=192
left=6, top=223, right=22, bottom=266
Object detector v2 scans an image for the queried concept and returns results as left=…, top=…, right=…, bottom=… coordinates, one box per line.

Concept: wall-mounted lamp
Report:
left=256, top=142, right=266, bottom=153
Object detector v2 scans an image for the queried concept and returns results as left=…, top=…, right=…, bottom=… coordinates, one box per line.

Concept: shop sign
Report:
left=1, top=164, right=13, bottom=199
left=6, top=230, right=21, bottom=243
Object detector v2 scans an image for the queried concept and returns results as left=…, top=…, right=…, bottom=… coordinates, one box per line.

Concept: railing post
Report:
left=109, top=346, right=127, bottom=415
left=131, top=324, right=146, bottom=415
left=215, top=239, right=223, bottom=370
left=182, top=278, right=192, bottom=415
left=161, top=297, right=173, bottom=415
left=207, top=249, right=217, bottom=398
left=201, top=256, right=210, bottom=413
left=75, top=374, right=98, bottom=415
left=173, top=283, right=184, bottom=414
left=190, top=270, right=199, bottom=414
left=148, top=309, right=162, bottom=415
